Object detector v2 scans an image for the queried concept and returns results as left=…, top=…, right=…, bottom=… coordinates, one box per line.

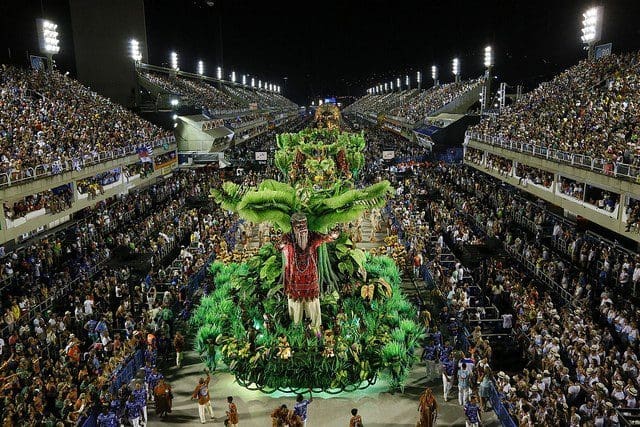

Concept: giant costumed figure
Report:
left=278, top=213, right=339, bottom=328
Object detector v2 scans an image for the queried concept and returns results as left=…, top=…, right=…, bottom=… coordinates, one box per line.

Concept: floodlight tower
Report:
left=482, top=46, right=494, bottom=112
left=231, top=71, right=236, bottom=83
left=396, top=77, right=401, bottom=91
left=129, top=39, right=142, bottom=63
left=452, top=58, right=460, bottom=83
left=170, top=51, right=179, bottom=70
left=251, top=77, right=255, bottom=88
left=242, top=74, right=247, bottom=86
left=36, top=19, right=60, bottom=69
left=431, top=65, right=439, bottom=87
left=417, top=71, right=422, bottom=90
left=405, top=75, right=410, bottom=90
left=197, top=60, right=204, bottom=76
left=581, top=6, right=603, bottom=59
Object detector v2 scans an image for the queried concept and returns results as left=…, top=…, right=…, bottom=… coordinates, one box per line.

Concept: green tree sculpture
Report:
left=211, top=128, right=392, bottom=293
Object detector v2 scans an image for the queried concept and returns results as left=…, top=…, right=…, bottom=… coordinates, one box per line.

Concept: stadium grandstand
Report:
left=2, top=1, right=640, bottom=426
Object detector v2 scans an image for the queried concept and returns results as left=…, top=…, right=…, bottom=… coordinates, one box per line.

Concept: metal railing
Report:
left=0, top=136, right=176, bottom=189
left=488, top=382, right=517, bottom=427
left=466, top=131, right=640, bottom=182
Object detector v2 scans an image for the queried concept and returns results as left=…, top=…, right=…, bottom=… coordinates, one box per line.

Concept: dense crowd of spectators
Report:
left=389, top=79, right=483, bottom=123
left=4, top=184, right=73, bottom=220
left=357, top=119, right=640, bottom=426
left=140, top=71, right=296, bottom=113
left=0, top=168, right=243, bottom=425
left=0, top=66, right=171, bottom=177
left=140, top=71, right=241, bottom=111
left=469, top=52, right=640, bottom=169
left=343, top=89, right=417, bottom=117
left=224, top=86, right=297, bottom=111
left=417, top=163, right=640, bottom=425
left=346, top=79, right=481, bottom=124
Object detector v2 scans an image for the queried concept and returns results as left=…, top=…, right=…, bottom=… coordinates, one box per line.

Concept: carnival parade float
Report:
left=192, top=107, right=424, bottom=393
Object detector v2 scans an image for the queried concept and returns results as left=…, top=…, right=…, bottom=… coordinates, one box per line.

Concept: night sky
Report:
left=2, top=0, right=640, bottom=105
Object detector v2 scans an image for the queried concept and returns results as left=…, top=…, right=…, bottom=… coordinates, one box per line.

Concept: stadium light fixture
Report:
left=197, top=60, right=204, bottom=75
left=37, top=19, right=60, bottom=67
left=452, top=58, right=460, bottom=82
left=172, top=114, right=178, bottom=120
left=170, top=52, right=179, bottom=70
left=129, top=39, right=142, bottom=62
left=484, top=46, right=493, bottom=68
left=405, top=75, right=410, bottom=89
left=216, top=66, right=222, bottom=80
left=258, top=80, right=262, bottom=89
left=170, top=99, right=179, bottom=106
left=242, top=74, right=247, bottom=85
left=390, top=81, right=394, bottom=90
left=581, top=6, right=603, bottom=58
left=277, top=85, right=280, bottom=93
left=416, top=71, right=421, bottom=83
left=396, top=77, right=401, bottom=90
left=251, top=77, right=255, bottom=87
left=384, top=83, right=388, bottom=92
left=311, top=101, right=315, bottom=106
left=231, top=71, right=236, bottom=83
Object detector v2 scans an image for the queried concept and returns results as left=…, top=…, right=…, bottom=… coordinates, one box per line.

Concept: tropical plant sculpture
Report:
left=193, top=122, right=424, bottom=393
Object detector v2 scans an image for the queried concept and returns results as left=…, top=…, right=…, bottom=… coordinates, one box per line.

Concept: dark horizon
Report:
left=2, top=0, right=640, bottom=105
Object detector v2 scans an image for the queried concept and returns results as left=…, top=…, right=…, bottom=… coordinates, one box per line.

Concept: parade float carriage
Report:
left=192, top=119, right=424, bottom=393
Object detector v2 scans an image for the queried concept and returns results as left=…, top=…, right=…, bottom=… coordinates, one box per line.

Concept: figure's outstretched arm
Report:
left=311, top=229, right=340, bottom=250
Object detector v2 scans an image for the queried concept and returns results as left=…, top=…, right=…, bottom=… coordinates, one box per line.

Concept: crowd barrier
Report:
left=79, top=349, right=146, bottom=427
left=488, top=383, right=517, bottom=427
left=0, top=136, right=176, bottom=189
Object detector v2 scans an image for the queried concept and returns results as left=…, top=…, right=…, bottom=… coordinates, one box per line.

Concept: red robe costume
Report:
left=280, top=232, right=333, bottom=301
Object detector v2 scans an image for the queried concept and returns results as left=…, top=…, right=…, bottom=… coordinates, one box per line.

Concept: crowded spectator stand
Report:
left=466, top=52, right=640, bottom=183
left=0, top=166, right=247, bottom=426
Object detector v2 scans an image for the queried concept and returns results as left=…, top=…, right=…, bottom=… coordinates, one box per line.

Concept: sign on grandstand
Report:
left=249, top=103, right=258, bottom=110
left=255, top=152, right=268, bottom=161
left=30, top=55, right=46, bottom=71
left=382, top=150, right=395, bottom=160
left=595, top=43, right=612, bottom=59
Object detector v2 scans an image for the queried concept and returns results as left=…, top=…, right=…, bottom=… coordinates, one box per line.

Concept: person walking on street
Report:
left=154, top=378, right=173, bottom=418
left=174, top=331, right=185, bottom=368
left=97, top=406, right=118, bottom=427
left=126, top=394, right=142, bottom=427
left=458, top=362, right=471, bottom=406
left=225, top=396, right=239, bottom=427
left=418, top=387, right=438, bottom=427
left=464, top=395, right=482, bottom=427
left=133, top=381, right=148, bottom=425
left=293, top=389, right=312, bottom=427
left=192, top=369, right=215, bottom=423
left=271, top=404, right=288, bottom=427
left=349, top=408, right=363, bottom=427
